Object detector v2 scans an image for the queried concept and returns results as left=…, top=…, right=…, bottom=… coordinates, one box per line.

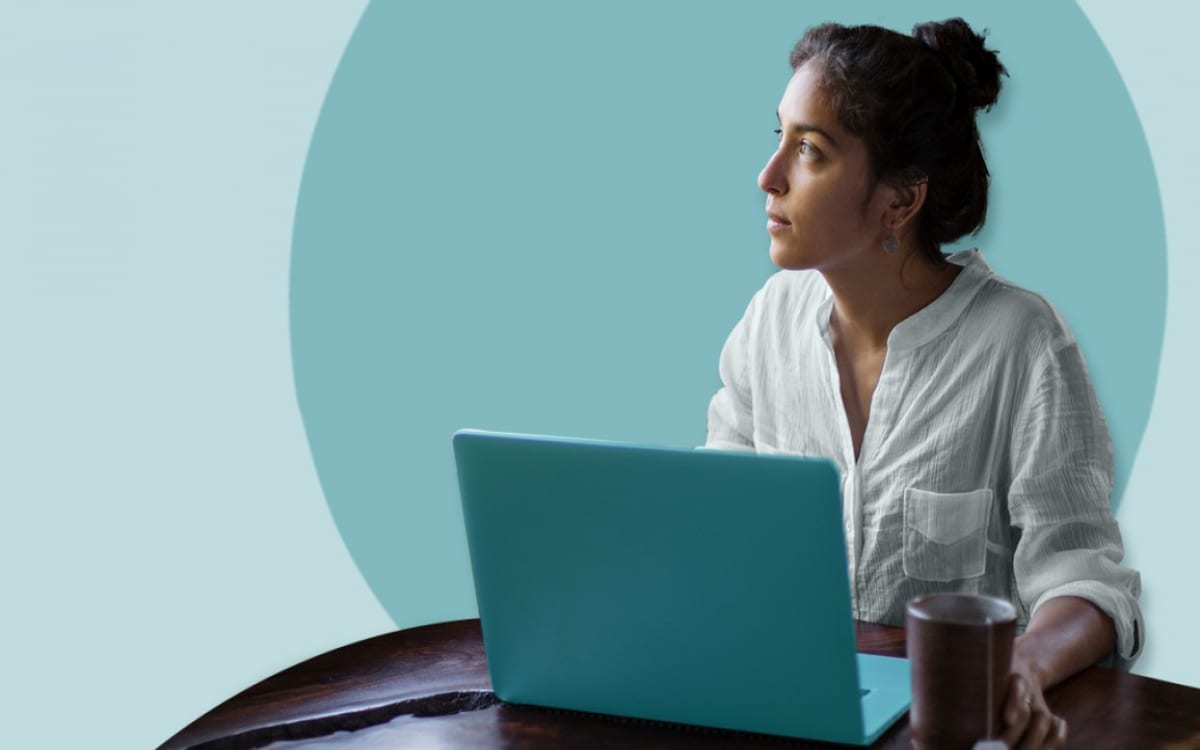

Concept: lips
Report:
left=766, top=212, right=792, bottom=233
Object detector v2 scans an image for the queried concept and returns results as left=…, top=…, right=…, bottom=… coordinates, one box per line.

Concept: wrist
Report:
left=1012, top=634, right=1049, bottom=690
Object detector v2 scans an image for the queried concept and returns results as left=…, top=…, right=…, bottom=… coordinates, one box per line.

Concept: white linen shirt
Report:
left=706, top=249, right=1143, bottom=663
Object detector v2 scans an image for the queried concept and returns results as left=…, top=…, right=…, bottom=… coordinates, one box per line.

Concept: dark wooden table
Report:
left=161, top=619, right=1200, bottom=749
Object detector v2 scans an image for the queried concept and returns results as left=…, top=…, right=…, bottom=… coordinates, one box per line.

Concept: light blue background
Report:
left=291, top=0, right=1163, bottom=639
left=1, top=2, right=1194, bottom=749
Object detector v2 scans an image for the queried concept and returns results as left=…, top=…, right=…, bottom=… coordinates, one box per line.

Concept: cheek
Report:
left=808, top=189, right=858, bottom=233
left=827, top=182, right=873, bottom=229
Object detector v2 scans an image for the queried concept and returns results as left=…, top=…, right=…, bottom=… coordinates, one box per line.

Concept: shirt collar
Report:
left=815, top=249, right=992, bottom=352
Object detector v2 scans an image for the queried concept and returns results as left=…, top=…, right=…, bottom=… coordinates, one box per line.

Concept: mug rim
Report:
left=905, top=593, right=1017, bottom=626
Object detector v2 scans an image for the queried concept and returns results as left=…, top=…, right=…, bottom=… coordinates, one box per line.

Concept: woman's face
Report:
left=758, top=63, right=891, bottom=271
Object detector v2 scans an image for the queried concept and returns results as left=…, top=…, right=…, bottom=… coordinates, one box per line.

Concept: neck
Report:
left=823, top=248, right=961, bottom=353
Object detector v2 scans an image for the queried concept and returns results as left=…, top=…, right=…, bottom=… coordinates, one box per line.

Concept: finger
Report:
left=1015, top=708, right=1055, bottom=750
left=1002, top=678, right=1033, bottom=747
left=1003, top=691, right=1032, bottom=744
left=1001, top=690, right=1030, bottom=746
left=1050, top=716, right=1068, bottom=749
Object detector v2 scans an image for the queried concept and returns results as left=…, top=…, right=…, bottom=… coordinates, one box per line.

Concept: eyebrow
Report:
left=776, top=112, right=840, bottom=149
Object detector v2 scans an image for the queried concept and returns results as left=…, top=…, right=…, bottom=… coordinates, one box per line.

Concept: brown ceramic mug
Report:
left=906, top=594, right=1017, bottom=750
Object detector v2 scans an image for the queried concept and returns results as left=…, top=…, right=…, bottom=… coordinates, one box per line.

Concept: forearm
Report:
left=1013, top=595, right=1116, bottom=691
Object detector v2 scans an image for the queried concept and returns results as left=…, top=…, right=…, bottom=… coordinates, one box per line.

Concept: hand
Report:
left=1000, top=659, right=1067, bottom=749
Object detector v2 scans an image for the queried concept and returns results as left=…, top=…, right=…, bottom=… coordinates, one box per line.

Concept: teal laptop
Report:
left=453, top=429, right=911, bottom=745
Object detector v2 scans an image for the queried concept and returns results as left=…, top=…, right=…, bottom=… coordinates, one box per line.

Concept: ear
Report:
left=881, top=178, right=928, bottom=234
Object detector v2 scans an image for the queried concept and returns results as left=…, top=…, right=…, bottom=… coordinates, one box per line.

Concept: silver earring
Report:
left=883, top=234, right=900, bottom=254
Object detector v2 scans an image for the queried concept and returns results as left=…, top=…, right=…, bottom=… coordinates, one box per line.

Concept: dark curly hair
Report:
left=790, top=19, right=1006, bottom=263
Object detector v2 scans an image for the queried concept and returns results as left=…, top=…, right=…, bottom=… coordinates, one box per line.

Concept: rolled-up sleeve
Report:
left=705, top=293, right=760, bottom=452
left=1008, top=335, right=1144, bottom=666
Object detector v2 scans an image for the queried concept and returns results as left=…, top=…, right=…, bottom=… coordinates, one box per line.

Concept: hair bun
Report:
left=912, top=18, right=1005, bottom=111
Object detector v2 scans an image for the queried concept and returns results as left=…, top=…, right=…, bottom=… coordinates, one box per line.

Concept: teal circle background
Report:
left=291, top=1, right=1164, bottom=627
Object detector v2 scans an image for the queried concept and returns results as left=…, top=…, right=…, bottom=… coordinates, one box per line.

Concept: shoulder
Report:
left=963, top=267, right=1078, bottom=356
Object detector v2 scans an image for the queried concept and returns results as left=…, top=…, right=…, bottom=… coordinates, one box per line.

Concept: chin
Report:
left=768, top=242, right=813, bottom=271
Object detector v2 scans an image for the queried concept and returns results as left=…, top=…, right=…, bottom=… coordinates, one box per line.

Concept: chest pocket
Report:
left=902, top=488, right=993, bottom=582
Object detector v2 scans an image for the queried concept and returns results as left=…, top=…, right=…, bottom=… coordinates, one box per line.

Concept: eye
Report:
left=773, top=129, right=821, bottom=159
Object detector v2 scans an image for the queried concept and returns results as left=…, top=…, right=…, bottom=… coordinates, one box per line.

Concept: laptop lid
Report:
left=453, top=429, right=910, bottom=745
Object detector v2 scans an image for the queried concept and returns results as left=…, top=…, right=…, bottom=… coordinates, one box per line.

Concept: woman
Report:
left=705, top=19, right=1143, bottom=750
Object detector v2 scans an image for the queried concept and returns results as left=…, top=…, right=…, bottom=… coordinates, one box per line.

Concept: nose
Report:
left=758, top=148, right=788, bottom=195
